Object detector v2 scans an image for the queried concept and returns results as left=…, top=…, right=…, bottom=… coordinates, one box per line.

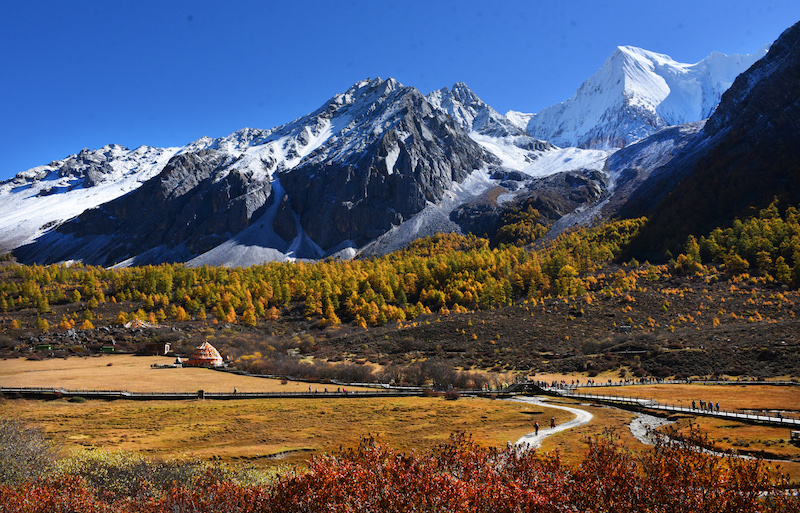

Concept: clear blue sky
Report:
left=2, top=1, right=798, bottom=180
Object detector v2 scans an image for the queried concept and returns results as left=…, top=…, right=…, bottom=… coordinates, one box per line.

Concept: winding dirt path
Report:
left=510, top=396, right=594, bottom=449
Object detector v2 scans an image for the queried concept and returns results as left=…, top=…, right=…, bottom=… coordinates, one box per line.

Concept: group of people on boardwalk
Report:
left=531, top=376, right=673, bottom=391
left=307, top=386, right=346, bottom=393
left=691, top=399, right=720, bottom=412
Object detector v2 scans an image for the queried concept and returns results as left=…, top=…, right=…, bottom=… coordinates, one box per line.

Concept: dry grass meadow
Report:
left=0, top=395, right=558, bottom=468
left=1, top=355, right=799, bottom=480
left=0, top=355, right=370, bottom=393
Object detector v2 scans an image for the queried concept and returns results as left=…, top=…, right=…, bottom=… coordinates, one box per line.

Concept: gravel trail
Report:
left=510, top=396, right=594, bottom=449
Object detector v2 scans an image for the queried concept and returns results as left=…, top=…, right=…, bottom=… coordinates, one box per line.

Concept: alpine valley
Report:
left=3, top=22, right=798, bottom=269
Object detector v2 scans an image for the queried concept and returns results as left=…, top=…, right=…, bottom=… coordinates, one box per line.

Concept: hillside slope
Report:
left=622, top=20, right=800, bottom=260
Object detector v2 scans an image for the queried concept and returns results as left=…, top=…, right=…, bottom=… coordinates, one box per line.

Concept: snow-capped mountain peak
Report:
left=511, top=44, right=768, bottom=149
left=330, top=77, right=403, bottom=108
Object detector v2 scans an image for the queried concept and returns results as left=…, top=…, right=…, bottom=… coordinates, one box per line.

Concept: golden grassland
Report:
left=2, top=356, right=799, bottom=480
left=571, top=383, right=800, bottom=480
left=0, top=355, right=369, bottom=393
left=668, top=415, right=800, bottom=479
left=0, top=396, right=553, bottom=468
left=536, top=400, right=640, bottom=457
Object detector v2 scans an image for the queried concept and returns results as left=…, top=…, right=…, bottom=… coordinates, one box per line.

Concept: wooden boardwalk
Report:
left=0, top=386, right=425, bottom=401
left=3, top=379, right=798, bottom=430
left=555, top=389, right=800, bottom=428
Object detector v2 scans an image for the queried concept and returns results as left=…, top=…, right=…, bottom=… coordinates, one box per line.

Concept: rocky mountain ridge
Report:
left=13, top=78, right=503, bottom=266
left=0, top=32, right=784, bottom=266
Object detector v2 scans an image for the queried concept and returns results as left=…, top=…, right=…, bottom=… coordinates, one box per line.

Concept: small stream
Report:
left=628, top=412, right=675, bottom=445
left=627, top=411, right=767, bottom=460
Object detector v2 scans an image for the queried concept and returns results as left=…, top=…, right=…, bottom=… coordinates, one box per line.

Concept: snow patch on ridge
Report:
left=384, top=144, right=400, bottom=175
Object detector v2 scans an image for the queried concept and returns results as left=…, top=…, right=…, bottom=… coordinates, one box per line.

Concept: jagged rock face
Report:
left=704, top=22, right=800, bottom=139
left=272, top=195, right=298, bottom=243
left=19, top=150, right=272, bottom=265
left=278, top=89, right=496, bottom=250
left=144, top=151, right=272, bottom=251
left=58, top=147, right=118, bottom=186
left=520, top=170, right=609, bottom=222
left=449, top=186, right=512, bottom=237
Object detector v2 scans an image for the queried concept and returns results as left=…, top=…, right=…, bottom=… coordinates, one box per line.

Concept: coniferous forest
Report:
left=1, top=200, right=799, bottom=382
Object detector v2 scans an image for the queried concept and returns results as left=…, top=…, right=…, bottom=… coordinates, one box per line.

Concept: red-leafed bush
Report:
left=270, top=434, right=562, bottom=512
left=1, top=429, right=798, bottom=512
left=141, top=474, right=273, bottom=513
left=0, top=476, right=120, bottom=513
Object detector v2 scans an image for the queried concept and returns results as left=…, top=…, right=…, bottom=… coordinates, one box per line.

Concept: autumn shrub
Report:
left=0, top=471, right=273, bottom=513
left=0, top=417, right=59, bottom=485
left=444, top=389, right=461, bottom=400
left=269, top=434, right=567, bottom=512
left=0, top=475, right=120, bottom=513
left=635, top=426, right=798, bottom=513
left=142, top=473, right=273, bottom=513
left=54, top=450, right=221, bottom=502
left=1, top=430, right=798, bottom=512
left=268, top=431, right=798, bottom=513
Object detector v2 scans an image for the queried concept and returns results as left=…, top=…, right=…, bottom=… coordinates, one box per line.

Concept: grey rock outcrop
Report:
left=278, top=84, right=497, bottom=250
left=17, top=149, right=272, bottom=266
left=450, top=168, right=609, bottom=240
left=58, top=146, right=121, bottom=187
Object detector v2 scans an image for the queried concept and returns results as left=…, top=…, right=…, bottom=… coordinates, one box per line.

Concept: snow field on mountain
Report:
left=0, top=145, right=179, bottom=252
left=471, top=133, right=611, bottom=176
